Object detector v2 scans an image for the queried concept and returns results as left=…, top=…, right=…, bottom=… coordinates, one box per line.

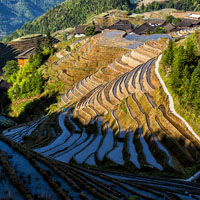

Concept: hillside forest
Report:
left=2, top=0, right=131, bottom=42
left=0, top=0, right=65, bottom=38
left=162, top=33, right=200, bottom=123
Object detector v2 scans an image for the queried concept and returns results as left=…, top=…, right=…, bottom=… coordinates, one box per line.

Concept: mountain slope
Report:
left=4, top=29, right=200, bottom=177
left=0, top=0, right=65, bottom=38
left=3, top=0, right=131, bottom=42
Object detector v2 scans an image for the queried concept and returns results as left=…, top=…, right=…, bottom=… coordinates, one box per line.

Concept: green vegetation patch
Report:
left=161, top=33, right=200, bottom=135
left=135, top=0, right=200, bottom=13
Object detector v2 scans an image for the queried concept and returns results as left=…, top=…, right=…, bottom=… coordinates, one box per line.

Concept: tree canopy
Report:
left=2, top=60, right=19, bottom=83
left=134, top=0, right=200, bottom=13
left=6, top=41, right=53, bottom=101
left=85, top=22, right=96, bottom=36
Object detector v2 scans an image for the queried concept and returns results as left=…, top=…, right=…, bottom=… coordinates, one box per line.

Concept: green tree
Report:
left=173, top=18, right=181, bottom=25
left=141, top=3, right=145, bottom=11
left=189, top=62, right=200, bottom=109
left=166, top=15, right=175, bottom=23
left=65, top=45, right=71, bottom=52
left=7, top=41, right=52, bottom=101
left=2, top=60, right=19, bottom=83
left=35, top=38, right=43, bottom=59
left=45, top=31, right=53, bottom=49
left=185, top=39, right=197, bottom=68
left=85, top=23, right=96, bottom=36
left=182, top=64, right=191, bottom=99
left=170, top=45, right=186, bottom=95
left=152, top=27, right=166, bottom=34
left=162, top=39, right=174, bottom=66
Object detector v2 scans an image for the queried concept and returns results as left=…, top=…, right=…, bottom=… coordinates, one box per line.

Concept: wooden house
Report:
left=16, top=47, right=35, bottom=67
left=147, top=19, right=166, bottom=26
left=107, top=20, right=133, bottom=32
left=75, top=25, right=102, bottom=35
left=176, top=18, right=200, bottom=28
left=164, top=23, right=176, bottom=32
left=133, top=23, right=152, bottom=35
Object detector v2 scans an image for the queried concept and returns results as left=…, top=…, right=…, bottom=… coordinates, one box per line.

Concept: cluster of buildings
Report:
left=133, top=18, right=200, bottom=35
left=15, top=17, right=200, bottom=68
left=75, top=17, right=200, bottom=36
left=75, top=20, right=133, bottom=35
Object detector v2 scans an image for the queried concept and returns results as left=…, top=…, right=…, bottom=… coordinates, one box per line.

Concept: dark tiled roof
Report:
left=75, top=25, right=88, bottom=34
left=107, top=24, right=132, bottom=31
left=177, top=18, right=200, bottom=27
left=114, top=19, right=130, bottom=24
left=164, top=23, right=176, bottom=32
left=177, top=21, right=193, bottom=27
left=75, top=25, right=102, bottom=34
left=16, top=47, right=35, bottom=59
left=133, top=22, right=167, bottom=35
left=148, top=18, right=166, bottom=25
left=180, top=18, right=200, bottom=24
left=106, top=19, right=133, bottom=32
left=133, top=23, right=151, bottom=34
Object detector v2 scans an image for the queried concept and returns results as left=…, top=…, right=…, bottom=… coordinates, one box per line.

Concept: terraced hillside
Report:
left=53, top=37, right=200, bottom=174
left=1, top=135, right=200, bottom=199
left=59, top=37, right=165, bottom=106
left=3, top=29, right=200, bottom=178
left=2, top=29, right=200, bottom=191
left=59, top=27, right=199, bottom=106
left=170, top=27, right=200, bottom=38
left=45, top=31, right=130, bottom=95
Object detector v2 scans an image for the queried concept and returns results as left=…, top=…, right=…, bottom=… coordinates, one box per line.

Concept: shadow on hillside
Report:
left=0, top=87, right=11, bottom=115
left=17, top=93, right=58, bottom=123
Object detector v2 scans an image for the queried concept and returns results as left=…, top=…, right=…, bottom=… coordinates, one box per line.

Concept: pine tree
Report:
left=45, top=31, right=53, bottom=49
left=185, top=40, right=197, bottom=70
left=35, top=38, right=42, bottom=56
left=2, top=61, right=19, bottom=83
left=189, top=62, right=200, bottom=109
left=170, top=46, right=185, bottom=95
left=162, top=39, right=174, bottom=66
left=85, top=22, right=96, bottom=36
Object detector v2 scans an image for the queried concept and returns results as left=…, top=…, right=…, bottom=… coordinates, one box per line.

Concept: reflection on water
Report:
left=125, top=33, right=171, bottom=41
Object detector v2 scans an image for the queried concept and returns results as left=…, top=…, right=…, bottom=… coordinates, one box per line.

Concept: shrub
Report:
left=120, top=100, right=127, bottom=113
left=85, top=25, right=95, bottom=36
left=65, top=45, right=71, bottom=52
left=2, top=60, right=19, bottom=83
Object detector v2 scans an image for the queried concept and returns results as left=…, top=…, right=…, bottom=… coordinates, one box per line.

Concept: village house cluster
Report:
left=15, top=16, right=200, bottom=67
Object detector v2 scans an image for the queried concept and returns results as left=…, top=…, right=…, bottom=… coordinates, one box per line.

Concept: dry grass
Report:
left=91, top=10, right=145, bottom=28
left=140, top=8, right=177, bottom=19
